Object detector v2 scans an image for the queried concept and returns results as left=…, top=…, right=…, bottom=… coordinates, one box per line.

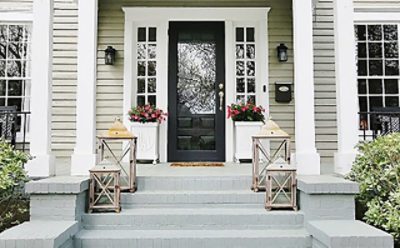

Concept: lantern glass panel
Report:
left=270, top=171, right=292, bottom=205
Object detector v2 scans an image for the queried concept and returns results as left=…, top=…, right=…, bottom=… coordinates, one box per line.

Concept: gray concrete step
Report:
left=136, top=176, right=252, bottom=191
left=74, top=229, right=312, bottom=248
left=82, top=208, right=304, bottom=230
left=121, top=190, right=265, bottom=206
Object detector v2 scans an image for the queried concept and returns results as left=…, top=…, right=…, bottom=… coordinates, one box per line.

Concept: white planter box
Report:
left=234, top=121, right=263, bottom=162
left=130, top=122, right=159, bottom=164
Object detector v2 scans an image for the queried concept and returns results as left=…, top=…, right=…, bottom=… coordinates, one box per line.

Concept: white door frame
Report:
left=122, top=7, right=270, bottom=162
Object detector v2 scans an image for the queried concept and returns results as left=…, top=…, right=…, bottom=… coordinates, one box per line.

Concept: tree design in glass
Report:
left=177, top=42, right=216, bottom=114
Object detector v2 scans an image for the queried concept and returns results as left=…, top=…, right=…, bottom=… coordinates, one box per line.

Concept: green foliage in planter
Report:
left=347, top=133, right=400, bottom=243
left=0, top=141, right=31, bottom=232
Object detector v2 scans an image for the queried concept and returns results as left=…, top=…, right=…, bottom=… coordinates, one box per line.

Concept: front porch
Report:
left=0, top=164, right=393, bottom=247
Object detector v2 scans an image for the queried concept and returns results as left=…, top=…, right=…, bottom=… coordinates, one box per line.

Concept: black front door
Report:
left=168, top=22, right=225, bottom=162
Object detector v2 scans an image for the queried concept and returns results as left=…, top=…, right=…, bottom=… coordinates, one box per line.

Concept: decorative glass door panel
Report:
left=168, top=22, right=225, bottom=162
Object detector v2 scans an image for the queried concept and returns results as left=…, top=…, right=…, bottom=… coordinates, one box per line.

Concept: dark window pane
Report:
left=137, top=95, right=145, bottom=106
left=247, top=78, right=255, bottom=93
left=368, top=25, right=382, bottom=41
left=0, top=80, right=5, bottom=96
left=247, top=95, right=256, bottom=104
left=148, top=61, right=156, bottom=76
left=6, top=60, right=21, bottom=77
left=385, top=97, right=399, bottom=107
left=137, top=44, right=146, bottom=59
left=356, top=25, right=366, bottom=41
left=137, top=61, right=146, bottom=76
left=358, top=79, right=367, bottom=94
left=0, top=45, right=5, bottom=59
left=236, top=95, right=245, bottom=103
left=246, top=61, right=255, bottom=76
left=148, top=28, right=156, bottom=42
left=384, top=25, right=398, bottom=41
left=357, top=43, right=367, bottom=58
left=368, top=43, right=382, bottom=58
left=0, top=98, right=4, bottom=106
left=369, top=96, right=383, bottom=109
left=9, top=25, right=23, bottom=42
left=236, top=78, right=245, bottom=93
left=236, top=61, right=245, bottom=76
left=8, top=98, right=21, bottom=111
left=369, top=60, right=383, bottom=76
left=359, top=96, right=367, bottom=112
left=358, top=60, right=367, bottom=76
left=236, top=28, right=244, bottom=42
left=138, top=28, right=146, bottom=42
left=148, top=95, right=156, bottom=105
left=137, top=78, right=145, bottom=93
left=8, top=80, right=22, bottom=96
left=369, top=79, right=383, bottom=94
left=384, top=42, right=398, bottom=58
left=148, top=44, right=156, bottom=59
left=148, top=78, right=156, bottom=93
left=246, top=44, right=255, bottom=59
left=384, top=79, right=399, bottom=94
left=236, top=45, right=244, bottom=59
left=246, top=28, right=255, bottom=42
left=385, top=60, right=399, bottom=76
left=199, top=135, right=215, bottom=150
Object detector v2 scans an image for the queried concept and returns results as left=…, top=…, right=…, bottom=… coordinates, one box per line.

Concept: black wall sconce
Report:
left=105, top=46, right=116, bottom=65
left=277, top=43, right=288, bottom=62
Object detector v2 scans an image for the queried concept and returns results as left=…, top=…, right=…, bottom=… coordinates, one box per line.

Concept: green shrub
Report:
left=0, top=141, right=31, bottom=232
left=347, top=133, right=400, bottom=243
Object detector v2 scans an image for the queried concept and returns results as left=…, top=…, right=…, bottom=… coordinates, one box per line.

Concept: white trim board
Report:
left=354, top=12, right=400, bottom=23
left=0, top=12, right=33, bottom=22
left=122, top=7, right=270, bottom=163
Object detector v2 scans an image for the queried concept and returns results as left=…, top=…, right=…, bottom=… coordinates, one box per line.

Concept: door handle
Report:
left=219, top=91, right=224, bottom=111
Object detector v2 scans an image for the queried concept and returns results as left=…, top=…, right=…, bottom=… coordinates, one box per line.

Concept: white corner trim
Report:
left=354, top=12, right=400, bottom=23
left=0, top=12, right=33, bottom=22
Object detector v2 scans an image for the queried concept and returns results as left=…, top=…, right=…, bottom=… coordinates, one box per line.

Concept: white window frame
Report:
left=355, top=12, right=400, bottom=138
left=122, top=7, right=270, bottom=162
left=0, top=12, right=32, bottom=142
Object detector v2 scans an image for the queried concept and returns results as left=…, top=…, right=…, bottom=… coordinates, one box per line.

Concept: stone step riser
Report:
left=75, top=236, right=311, bottom=248
left=82, top=214, right=304, bottom=229
left=136, top=177, right=252, bottom=191
left=121, top=192, right=265, bottom=205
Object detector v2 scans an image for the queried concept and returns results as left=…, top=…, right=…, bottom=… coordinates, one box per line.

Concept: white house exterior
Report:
left=1, top=0, right=400, bottom=177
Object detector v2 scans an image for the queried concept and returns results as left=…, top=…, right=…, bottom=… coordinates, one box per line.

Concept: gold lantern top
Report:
left=98, top=118, right=135, bottom=139
left=254, top=118, right=289, bottom=138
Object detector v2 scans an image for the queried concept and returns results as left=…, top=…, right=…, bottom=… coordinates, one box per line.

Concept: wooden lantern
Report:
left=252, top=118, right=291, bottom=191
left=97, top=118, right=137, bottom=192
left=265, top=158, right=297, bottom=211
left=89, top=163, right=121, bottom=213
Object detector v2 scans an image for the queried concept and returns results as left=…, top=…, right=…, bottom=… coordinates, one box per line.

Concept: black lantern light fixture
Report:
left=277, top=43, right=288, bottom=62
left=105, top=46, right=116, bottom=65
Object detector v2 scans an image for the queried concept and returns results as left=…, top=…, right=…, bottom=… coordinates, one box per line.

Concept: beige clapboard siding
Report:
left=51, top=0, right=78, bottom=159
left=97, top=0, right=296, bottom=154
left=313, top=0, right=337, bottom=173
left=0, top=0, right=32, bottom=11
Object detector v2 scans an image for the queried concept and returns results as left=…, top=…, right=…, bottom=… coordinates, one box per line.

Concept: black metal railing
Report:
left=0, top=107, right=30, bottom=152
left=359, top=109, right=400, bottom=141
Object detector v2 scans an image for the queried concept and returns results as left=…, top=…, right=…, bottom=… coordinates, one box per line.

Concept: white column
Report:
left=333, top=0, right=359, bottom=175
left=25, top=0, right=55, bottom=177
left=292, top=0, right=321, bottom=175
left=71, top=0, right=99, bottom=176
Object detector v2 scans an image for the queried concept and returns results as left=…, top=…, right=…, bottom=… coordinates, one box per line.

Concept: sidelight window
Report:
left=235, top=27, right=256, bottom=104
left=136, top=27, right=157, bottom=106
